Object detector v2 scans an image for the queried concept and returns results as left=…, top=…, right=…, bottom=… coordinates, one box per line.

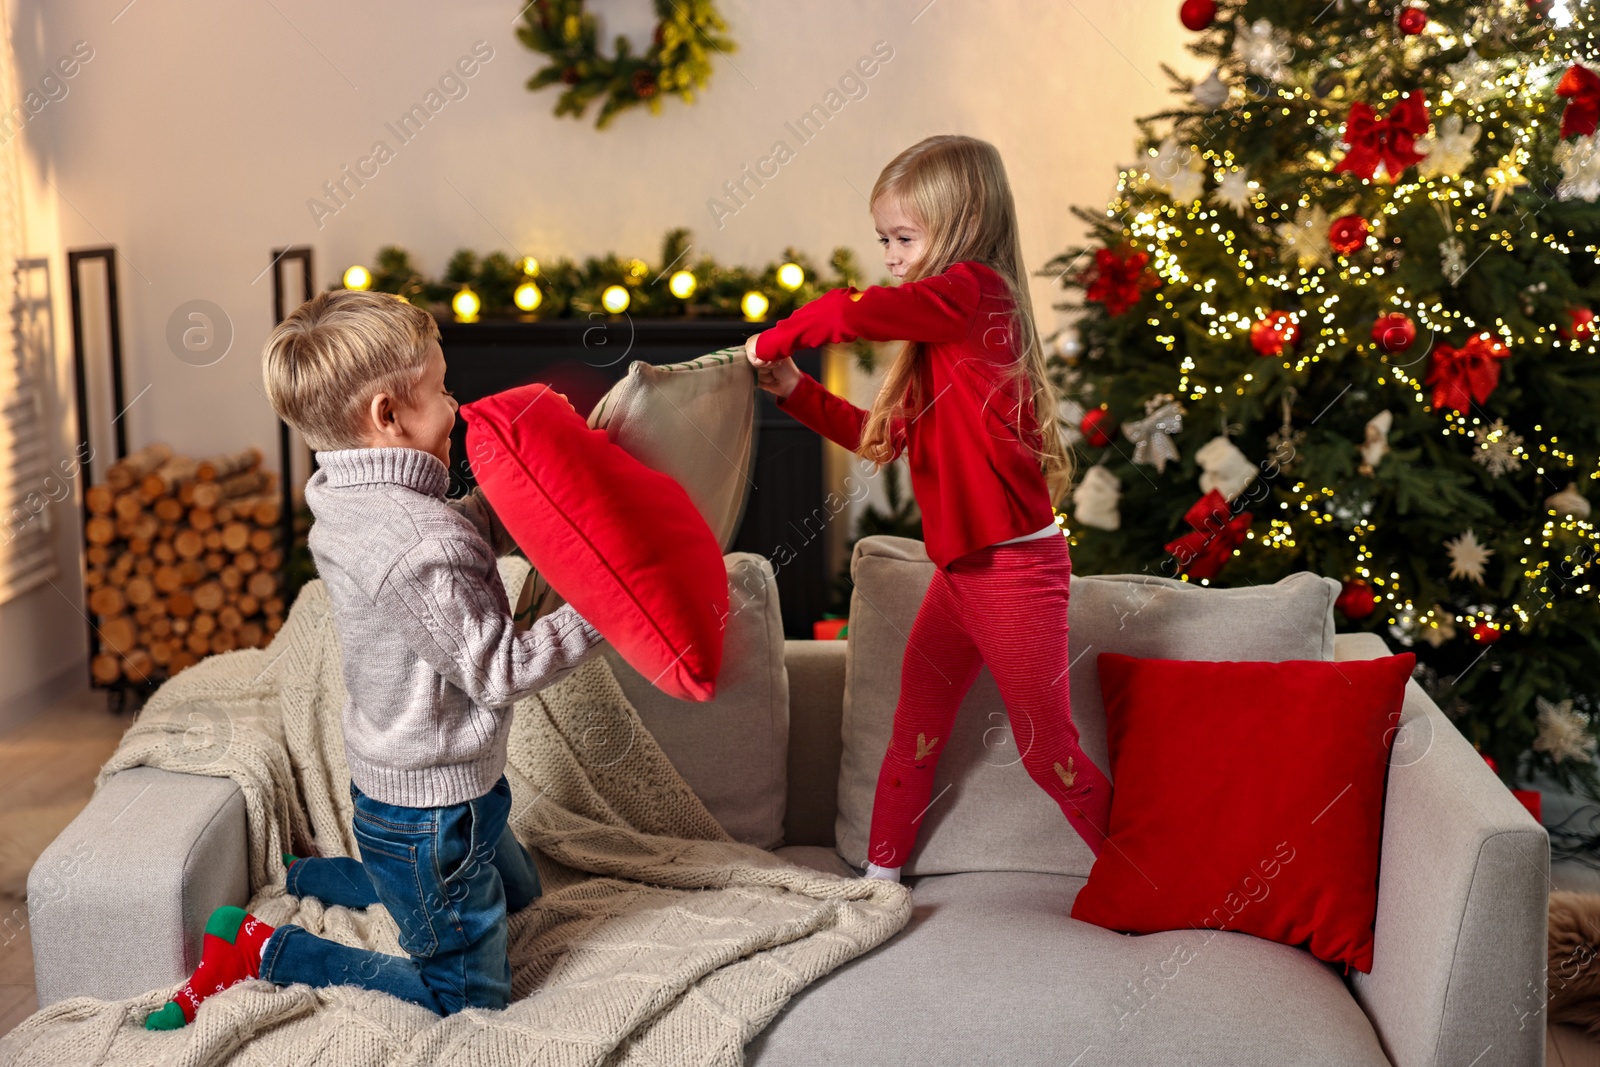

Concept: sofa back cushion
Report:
left=502, top=553, right=789, bottom=850
left=835, top=536, right=1340, bottom=878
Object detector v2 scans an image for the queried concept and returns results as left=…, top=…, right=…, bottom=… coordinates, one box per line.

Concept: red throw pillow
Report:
left=460, top=383, right=727, bottom=701
left=1071, top=651, right=1416, bottom=973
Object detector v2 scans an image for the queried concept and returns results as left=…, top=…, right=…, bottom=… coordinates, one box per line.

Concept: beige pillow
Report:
left=835, top=536, right=1340, bottom=878
left=587, top=348, right=758, bottom=551
left=499, top=553, right=789, bottom=850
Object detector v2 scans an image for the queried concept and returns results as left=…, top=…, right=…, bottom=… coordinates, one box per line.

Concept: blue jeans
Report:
left=258, top=774, right=541, bottom=1015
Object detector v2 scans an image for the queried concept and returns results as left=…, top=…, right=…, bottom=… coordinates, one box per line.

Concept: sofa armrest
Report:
left=782, top=639, right=847, bottom=849
left=1336, top=633, right=1548, bottom=1067
left=28, top=766, right=248, bottom=1006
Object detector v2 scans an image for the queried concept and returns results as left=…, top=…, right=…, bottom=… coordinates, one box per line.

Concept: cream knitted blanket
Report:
left=1, top=561, right=910, bottom=1066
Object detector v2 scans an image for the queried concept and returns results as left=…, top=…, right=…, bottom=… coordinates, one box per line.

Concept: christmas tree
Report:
left=1045, top=0, right=1600, bottom=793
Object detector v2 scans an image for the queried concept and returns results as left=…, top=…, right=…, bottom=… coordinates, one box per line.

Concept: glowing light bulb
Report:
left=669, top=270, right=698, bottom=299
left=741, top=290, right=770, bottom=321
left=514, top=281, right=542, bottom=312
left=452, top=287, right=480, bottom=323
left=601, top=285, right=630, bottom=314
left=343, top=265, right=372, bottom=290
left=776, top=262, right=805, bottom=291
left=520, top=256, right=539, bottom=277
left=627, top=258, right=649, bottom=279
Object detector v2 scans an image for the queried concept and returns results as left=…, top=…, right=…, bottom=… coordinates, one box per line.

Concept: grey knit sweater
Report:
left=304, top=447, right=605, bottom=808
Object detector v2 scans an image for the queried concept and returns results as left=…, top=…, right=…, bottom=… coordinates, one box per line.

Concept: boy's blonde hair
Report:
left=859, top=135, right=1075, bottom=505
left=262, top=290, right=440, bottom=451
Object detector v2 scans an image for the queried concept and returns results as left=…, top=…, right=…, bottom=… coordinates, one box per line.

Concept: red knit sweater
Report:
left=755, top=260, right=1056, bottom=568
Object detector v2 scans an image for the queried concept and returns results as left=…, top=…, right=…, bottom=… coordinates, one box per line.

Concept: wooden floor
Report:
left=0, top=688, right=1599, bottom=1061
left=0, top=686, right=129, bottom=1038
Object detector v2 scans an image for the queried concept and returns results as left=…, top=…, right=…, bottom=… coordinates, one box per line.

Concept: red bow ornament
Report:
left=1558, top=63, right=1600, bottom=139
left=1334, top=94, right=1430, bottom=182
left=1081, top=246, right=1160, bottom=317
left=1164, top=489, right=1254, bottom=581
left=1425, top=333, right=1510, bottom=412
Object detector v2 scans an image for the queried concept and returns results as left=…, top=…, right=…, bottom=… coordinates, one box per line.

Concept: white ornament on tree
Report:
left=1212, top=169, right=1255, bottom=213
left=1440, top=236, right=1469, bottom=285
left=1445, top=50, right=1503, bottom=106
left=1546, top=482, right=1592, bottom=518
left=1421, top=605, right=1458, bottom=647
left=1445, top=529, right=1494, bottom=584
left=1072, top=464, right=1122, bottom=531
left=1192, top=68, right=1229, bottom=110
left=1415, top=114, right=1482, bottom=179
left=1358, top=409, right=1393, bottom=476
left=1554, top=132, right=1600, bottom=202
left=1232, top=18, right=1292, bottom=82
left=1470, top=419, right=1523, bottom=477
left=1276, top=204, right=1333, bottom=269
left=1195, top=435, right=1257, bottom=501
left=1123, top=394, right=1184, bottom=473
left=1533, top=696, right=1596, bottom=765
left=1148, top=136, right=1206, bottom=203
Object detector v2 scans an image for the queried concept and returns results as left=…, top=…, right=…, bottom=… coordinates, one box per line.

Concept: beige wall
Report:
left=1, top=0, right=1201, bottom=717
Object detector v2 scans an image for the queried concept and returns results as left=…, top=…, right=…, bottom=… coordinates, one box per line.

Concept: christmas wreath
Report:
left=517, top=0, right=735, bottom=129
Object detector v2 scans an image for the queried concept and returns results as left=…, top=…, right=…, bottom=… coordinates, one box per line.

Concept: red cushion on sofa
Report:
left=460, top=383, right=727, bottom=701
left=1070, top=650, right=1416, bottom=973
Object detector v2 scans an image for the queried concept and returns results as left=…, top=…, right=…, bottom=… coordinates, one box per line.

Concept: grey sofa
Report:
left=30, top=539, right=1549, bottom=1066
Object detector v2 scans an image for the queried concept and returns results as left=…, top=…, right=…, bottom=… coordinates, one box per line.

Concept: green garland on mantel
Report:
left=517, top=0, right=735, bottom=128
left=345, top=228, right=872, bottom=326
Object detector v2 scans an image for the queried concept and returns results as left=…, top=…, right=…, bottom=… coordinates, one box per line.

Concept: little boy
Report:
left=145, top=289, right=605, bottom=1029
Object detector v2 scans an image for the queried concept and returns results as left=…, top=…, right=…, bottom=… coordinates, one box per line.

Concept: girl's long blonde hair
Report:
left=857, top=136, right=1074, bottom=505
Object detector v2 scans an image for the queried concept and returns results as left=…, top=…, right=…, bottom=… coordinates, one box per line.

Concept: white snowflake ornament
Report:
left=1555, top=132, right=1600, bottom=202
left=1212, top=169, right=1256, bottom=213
left=1470, top=419, right=1523, bottom=477
left=1416, top=114, right=1482, bottom=179
left=1421, top=605, right=1458, bottom=647
left=1276, top=205, right=1333, bottom=269
left=1072, top=465, right=1122, bottom=532
left=1533, top=697, right=1596, bottom=764
left=1233, top=18, right=1292, bottom=82
left=1149, top=137, right=1206, bottom=203
left=1445, top=529, right=1494, bottom=584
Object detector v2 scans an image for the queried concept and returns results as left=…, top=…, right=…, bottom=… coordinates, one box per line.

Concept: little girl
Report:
left=745, top=134, right=1113, bottom=880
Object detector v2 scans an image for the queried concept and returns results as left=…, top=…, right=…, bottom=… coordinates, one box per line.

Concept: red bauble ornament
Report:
left=561, top=66, right=581, bottom=85
left=631, top=69, right=658, bottom=98
left=1080, top=407, right=1117, bottom=448
left=1336, top=579, right=1377, bottom=620
left=1482, top=751, right=1499, bottom=775
left=1250, top=311, right=1299, bottom=357
left=1371, top=312, right=1417, bottom=353
left=1397, top=6, right=1428, bottom=34
left=1328, top=214, right=1369, bottom=255
left=1562, top=307, right=1595, bottom=339
left=1179, top=0, right=1216, bottom=31
left=1470, top=622, right=1501, bottom=644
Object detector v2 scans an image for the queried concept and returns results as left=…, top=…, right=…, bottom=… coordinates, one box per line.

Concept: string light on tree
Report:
left=513, top=280, right=543, bottom=313
left=342, top=265, right=372, bottom=291
left=601, top=285, right=630, bottom=314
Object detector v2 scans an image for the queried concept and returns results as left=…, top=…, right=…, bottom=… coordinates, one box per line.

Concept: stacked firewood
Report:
left=83, top=443, right=284, bottom=685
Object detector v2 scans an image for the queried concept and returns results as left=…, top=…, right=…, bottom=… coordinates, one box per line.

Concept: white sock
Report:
left=864, top=863, right=901, bottom=883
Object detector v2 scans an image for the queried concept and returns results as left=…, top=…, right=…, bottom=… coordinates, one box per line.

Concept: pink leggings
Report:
left=868, top=534, right=1113, bottom=868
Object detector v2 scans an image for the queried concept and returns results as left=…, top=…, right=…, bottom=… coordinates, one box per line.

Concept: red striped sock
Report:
left=144, top=906, right=274, bottom=1030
